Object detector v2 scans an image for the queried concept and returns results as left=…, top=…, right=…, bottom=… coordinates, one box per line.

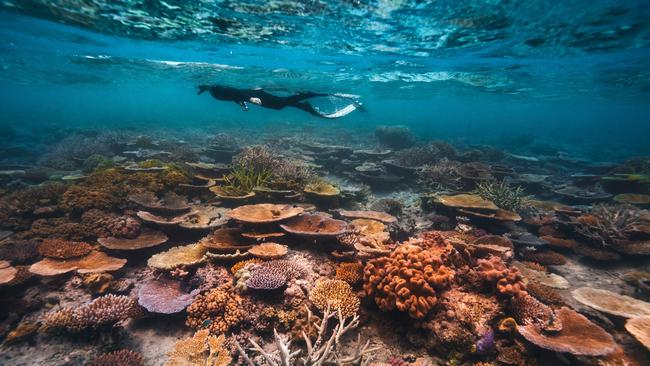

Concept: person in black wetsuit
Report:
left=197, top=84, right=362, bottom=118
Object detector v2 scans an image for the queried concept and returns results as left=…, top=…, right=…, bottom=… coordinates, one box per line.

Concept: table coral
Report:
left=364, top=243, right=454, bottom=319
left=309, top=279, right=360, bottom=318
left=186, top=283, right=246, bottom=334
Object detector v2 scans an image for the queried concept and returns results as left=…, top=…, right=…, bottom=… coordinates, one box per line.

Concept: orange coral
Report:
left=186, top=283, right=245, bottom=334
left=364, top=243, right=454, bottom=319
left=474, top=256, right=527, bottom=298
left=335, top=262, right=364, bottom=285
left=231, top=258, right=263, bottom=274
left=38, top=239, right=93, bottom=259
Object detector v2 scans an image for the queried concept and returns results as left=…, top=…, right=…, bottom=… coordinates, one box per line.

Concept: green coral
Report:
left=474, top=180, right=528, bottom=212
left=220, top=164, right=272, bottom=196
left=82, top=154, right=116, bottom=174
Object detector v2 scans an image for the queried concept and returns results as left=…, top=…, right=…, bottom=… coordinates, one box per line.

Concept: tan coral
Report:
left=29, top=251, right=126, bottom=276
left=572, top=287, right=650, bottom=318
left=517, top=306, right=616, bottom=356
left=186, top=283, right=245, bottom=334
left=147, top=244, right=207, bottom=270
left=280, top=213, right=348, bottom=238
left=98, top=228, right=168, bottom=250
left=166, top=329, right=231, bottom=366
left=38, top=239, right=93, bottom=259
left=248, top=242, right=288, bottom=259
left=337, top=209, right=397, bottom=224
left=198, top=228, right=253, bottom=252
left=0, top=260, right=17, bottom=285
left=227, top=203, right=303, bottom=224
left=436, top=194, right=498, bottom=210
left=625, top=316, right=650, bottom=351
left=309, top=279, right=360, bottom=318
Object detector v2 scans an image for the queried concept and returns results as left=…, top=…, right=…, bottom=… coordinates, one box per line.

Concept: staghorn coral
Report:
left=364, top=243, right=454, bottom=319
left=575, top=204, right=647, bottom=248
left=309, top=279, right=360, bottom=319
left=166, top=329, right=231, bottom=366
left=474, top=180, right=527, bottom=212
left=88, top=349, right=144, bottom=366
left=186, top=283, right=245, bottom=334
left=418, top=158, right=463, bottom=192
left=335, top=262, right=364, bottom=286
left=40, top=294, right=142, bottom=332
left=37, top=238, right=93, bottom=259
left=236, top=306, right=377, bottom=366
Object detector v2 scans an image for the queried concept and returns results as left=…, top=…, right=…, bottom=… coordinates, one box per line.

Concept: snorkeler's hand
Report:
left=238, top=101, right=249, bottom=111
left=249, top=97, right=262, bottom=105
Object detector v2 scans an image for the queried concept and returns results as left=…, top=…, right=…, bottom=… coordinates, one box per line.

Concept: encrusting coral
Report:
left=166, top=329, right=231, bottom=366
left=185, top=283, right=246, bottom=334
left=40, top=294, right=142, bottom=332
left=87, top=349, right=145, bottom=366
left=37, top=238, right=93, bottom=259
left=309, top=279, right=360, bottom=318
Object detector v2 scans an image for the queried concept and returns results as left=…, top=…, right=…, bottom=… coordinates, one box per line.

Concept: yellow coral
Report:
left=231, top=258, right=263, bottom=274
left=166, top=329, right=231, bottom=366
left=309, top=279, right=359, bottom=318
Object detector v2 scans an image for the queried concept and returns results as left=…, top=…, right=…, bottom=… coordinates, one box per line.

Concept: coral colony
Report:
left=1, top=128, right=650, bottom=366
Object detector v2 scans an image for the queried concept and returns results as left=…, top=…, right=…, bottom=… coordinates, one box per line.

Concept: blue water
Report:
left=1, top=1, right=649, bottom=161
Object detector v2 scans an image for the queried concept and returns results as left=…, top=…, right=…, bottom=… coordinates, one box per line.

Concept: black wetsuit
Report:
left=197, top=85, right=329, bottom=116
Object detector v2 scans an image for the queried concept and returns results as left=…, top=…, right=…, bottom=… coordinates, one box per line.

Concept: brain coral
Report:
left=186, top=283, right=246, bottom=334
left=363, top=243, right=455, bottom=319
left=310, top=279, right=360, bottom=318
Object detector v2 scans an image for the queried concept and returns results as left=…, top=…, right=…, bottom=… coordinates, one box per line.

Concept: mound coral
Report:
left=41, top=294, right=142, bottom=332
left=88, top=350, right=144, bottom=366
left=309, top=279, right=360, bottom=318
left=520, top=249, right=567, bottom=266
left=38, top=239, right=93, bottom=259
left=166, top=329, right=231, bottom=366
left=186, top=283, right=246, bottom=334
left=364, top=243, right=454, bottom=319
left=473, top=256, right=528, bottom=298
left=0, top=240, right=40, bottom=263
left=59, top=185, right=117, bottom=213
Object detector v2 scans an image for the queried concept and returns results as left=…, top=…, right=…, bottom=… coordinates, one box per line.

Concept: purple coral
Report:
left=475, top=328, right=495, bottom=354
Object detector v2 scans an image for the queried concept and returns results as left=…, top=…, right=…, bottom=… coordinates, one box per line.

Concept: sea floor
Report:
left=0, top=125, right=649, bottom=366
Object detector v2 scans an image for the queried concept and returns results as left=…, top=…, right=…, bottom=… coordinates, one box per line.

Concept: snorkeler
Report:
left=197, top=84, right=363, bottom=118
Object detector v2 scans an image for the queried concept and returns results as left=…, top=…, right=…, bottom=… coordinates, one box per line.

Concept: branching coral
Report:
left=233, top=145, right=315, bottom=190
left=474, top=180, right=527, bottom=212
left=393, top=147, right=436, bottom=167
left=309, top=279, right=360, bottom=319
left=88, top=349, right=144, bottom=366
left=575, top=204, right=646, bottom=248
left=236, top=306, right=377, bottom=366
left=363, top=243, right=454, bottom=319
left=220, top=163, right=273, bottom=196
left=166, top=329, right=231, bottom=366
left=40, top=294, right=142, bottom=332
left=418, top=158, right=463, bottom=191
left=186, top=283, right=246, bottom=334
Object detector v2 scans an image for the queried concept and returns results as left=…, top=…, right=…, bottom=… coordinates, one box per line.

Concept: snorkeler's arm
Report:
left=238, top=101, right=249, bottom=111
